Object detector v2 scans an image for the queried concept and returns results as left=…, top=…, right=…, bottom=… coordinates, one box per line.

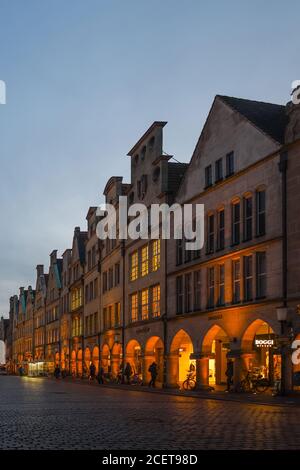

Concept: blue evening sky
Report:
left=0, top=0, right=299, bottom=316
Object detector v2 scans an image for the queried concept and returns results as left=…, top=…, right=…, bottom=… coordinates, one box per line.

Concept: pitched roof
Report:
left=218, top=95, right=287, bottom=144
left=167, top=162, right=189, bottom=193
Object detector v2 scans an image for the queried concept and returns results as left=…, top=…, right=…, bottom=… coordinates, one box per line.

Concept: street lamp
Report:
left=276, top=307, right=288, bottom=334
left=276, top=306, right=288, bottom=396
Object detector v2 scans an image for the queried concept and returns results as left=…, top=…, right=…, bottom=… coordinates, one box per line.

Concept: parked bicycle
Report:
left=131, top=373, right=143, bottom=386
left=182, top=372, right=196, bottom=390
left=236, top=370, right=270, bottom=394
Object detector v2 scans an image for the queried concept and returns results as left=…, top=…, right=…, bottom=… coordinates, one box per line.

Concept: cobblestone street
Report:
left=0, top=376, right=300, bottom=450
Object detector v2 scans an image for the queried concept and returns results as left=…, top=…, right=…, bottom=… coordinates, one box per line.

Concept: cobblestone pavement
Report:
left=0, top=376, right=299, bottom=450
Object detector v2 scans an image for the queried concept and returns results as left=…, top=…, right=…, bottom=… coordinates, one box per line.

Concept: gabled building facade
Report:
left=45, top=250, right=62, bottom=373
left=6, top=93, right=300, bottom=394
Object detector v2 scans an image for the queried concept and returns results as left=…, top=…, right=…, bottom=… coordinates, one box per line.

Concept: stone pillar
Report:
left=227, top=348, right=243, bottom=390
left=284, top=346, right=293, bottom=393
left=190, top=353, right=214, bottom=390
left=166, top=353, right=180, bottom=388
left=241, top=352, right=255, bottom=374
left=111, top=354, right=121, bottom=377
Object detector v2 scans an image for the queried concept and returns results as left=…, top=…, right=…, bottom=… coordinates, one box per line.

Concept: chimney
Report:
left=50, top=250, right=58, bottom=264
left=36, top=264, right=44, bottom=277
left=285, top=100, right=300, bottom=144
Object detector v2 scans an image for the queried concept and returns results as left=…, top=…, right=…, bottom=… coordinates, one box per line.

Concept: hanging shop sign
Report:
left=254, top=334, right=275, bottom=348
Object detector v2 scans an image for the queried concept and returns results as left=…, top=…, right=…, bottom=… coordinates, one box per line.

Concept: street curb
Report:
left=44, top=376, right=300, bottom=408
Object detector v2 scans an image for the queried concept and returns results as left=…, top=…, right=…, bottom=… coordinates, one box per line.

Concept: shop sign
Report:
left=208, top=314, right=222, bottom=321
left=135, top=326, right=150, bottom=334
left=254, top=337, right=274, bottom=348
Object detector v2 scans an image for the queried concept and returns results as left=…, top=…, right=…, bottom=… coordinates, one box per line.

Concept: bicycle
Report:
left=182, top=372, right=196, bottom=390
left=131, top=373, right=143, bottom=385
left=236, top=370, right=270, bottom=394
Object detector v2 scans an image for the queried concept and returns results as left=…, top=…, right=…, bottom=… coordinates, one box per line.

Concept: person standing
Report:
left=97, top=366, right=105, bottom=384
left=148, top=362, right=158, bottom=388
left=124, top=362, right=132, bottom=384
left=89, top=362, right=96, bottom=382
left=54, top=364, right=60, bottom=380
left=225, top=359, right=234, bottom=392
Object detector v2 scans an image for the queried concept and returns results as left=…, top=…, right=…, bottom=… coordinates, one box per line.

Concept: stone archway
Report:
left=241, top=319, right=277, bottom=380
left=71, top=350, right=76, bottom=375
left=101, top=343, right=111, bottom=374
left=111, top=342, right=122, bottom=377
left=55, top=352, right=60, bottom=368
left=84, top=347, right=91, bottom=373
left=77, top=349, right=83, bottom=377
left=168, top=329, right=194, bottom=387
left=92, top=346, right=100, bottom=374
left=144, top=336, right=164, bottom=385
left=125, top=339, right=142, bottom=376
left=201, top=324, right=230, bottom=386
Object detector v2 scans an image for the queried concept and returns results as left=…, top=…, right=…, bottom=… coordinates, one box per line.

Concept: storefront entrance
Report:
left=126, top=340, right=142, bottom=377
left=170, top=329, right=194, bottom=386
left=202, top=325, right=229, bottom=387
left=242, top=320, right=279, bottom=385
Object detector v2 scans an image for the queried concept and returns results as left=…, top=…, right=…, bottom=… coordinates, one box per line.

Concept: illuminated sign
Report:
left=255, top=339, right=274, bottom=348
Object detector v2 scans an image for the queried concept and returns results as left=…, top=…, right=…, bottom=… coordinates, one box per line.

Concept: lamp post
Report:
left=276, top=307, right=288, bottom=396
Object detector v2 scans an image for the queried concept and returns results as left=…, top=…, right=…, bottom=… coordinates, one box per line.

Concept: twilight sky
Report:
left=0, top=0, right=299, bottom=317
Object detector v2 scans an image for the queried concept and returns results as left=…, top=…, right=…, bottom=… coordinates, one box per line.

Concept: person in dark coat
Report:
left=97, top=366, right=105, bottom=384
left=225, top=359, right=234, bottom=392
left=54, top=365, right=60, bottom=380
left=148, top=362, right=158, bottom=388
left=89, top=363, right=96, bottom=381
left=124, top=362, right=132, bottom=384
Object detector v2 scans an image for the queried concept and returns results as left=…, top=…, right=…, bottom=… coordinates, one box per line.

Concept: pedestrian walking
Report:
left=148, top=361, right=158, bottom=388
left=225, top=359, right=234, bottom=392
left=89, top=362, right=96, bottom=382
left=124, top=362, right=132, bottom=384
left=54, top=364, right=60, bottom=380
left=97, top=366, right=105, bottom=384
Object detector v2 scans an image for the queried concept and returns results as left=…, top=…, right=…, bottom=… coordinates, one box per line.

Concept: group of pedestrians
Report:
left=52, top=361, right=159, bottom=388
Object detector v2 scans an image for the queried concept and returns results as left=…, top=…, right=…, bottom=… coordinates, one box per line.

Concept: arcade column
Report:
left=166, top=353, right=180, bottom=388
left=227, top=348, right=243, bottom=389
left=142, top=353, right=154, bottom=384
left=190, top=353, right=214, bottom=390
left=111, top=354, right=121, bottom=377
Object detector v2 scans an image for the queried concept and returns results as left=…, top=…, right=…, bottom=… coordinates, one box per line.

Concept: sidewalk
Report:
left=48, top=375, right=300, bottom=407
